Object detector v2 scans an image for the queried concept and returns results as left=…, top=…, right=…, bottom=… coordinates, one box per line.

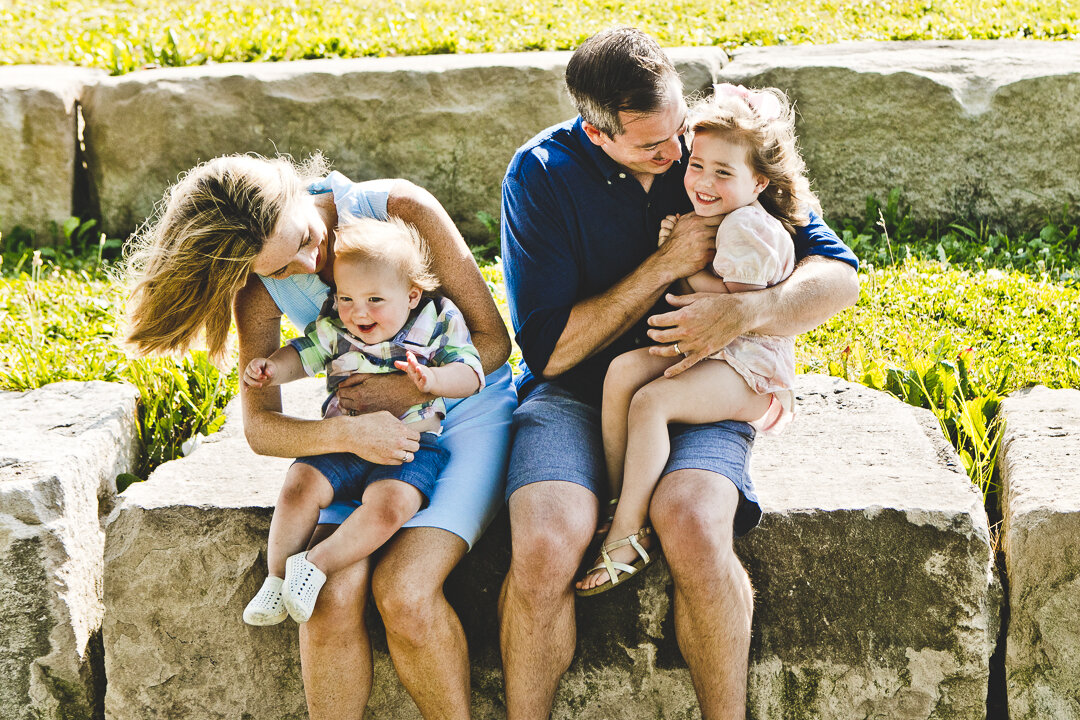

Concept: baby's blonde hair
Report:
left=687, top=87, right=819, bottom=233
left=124, top=153, right=329, bottom=359
left=333, top=217, right=439, bottom=294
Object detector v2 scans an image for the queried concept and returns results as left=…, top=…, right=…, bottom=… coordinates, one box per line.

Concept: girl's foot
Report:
left=243, top=575, right=287, bottom=626
left=576, top=527, right=655, bottom=596
left=282, top=551, right=327, bottom=623
left=594, top=498, right=619, bottom=538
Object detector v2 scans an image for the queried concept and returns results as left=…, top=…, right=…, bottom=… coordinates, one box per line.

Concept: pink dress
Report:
left=709, top=202, right=796, bottom=434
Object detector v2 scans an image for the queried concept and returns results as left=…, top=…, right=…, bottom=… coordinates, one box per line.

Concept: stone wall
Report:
left=0, top=382, right=138, bottom=720
left=998, top=386, right=1080, bottom=720
left=102, top=375, right=997, bottom=719
left=1, top=41, right=1078, bottom=243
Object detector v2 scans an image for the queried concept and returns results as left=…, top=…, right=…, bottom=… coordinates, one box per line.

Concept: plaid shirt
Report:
left=289, top=295, right=485, bottom=427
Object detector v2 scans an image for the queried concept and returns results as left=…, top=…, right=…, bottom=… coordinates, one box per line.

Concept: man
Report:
left=498, top=27, right=860, bottom=719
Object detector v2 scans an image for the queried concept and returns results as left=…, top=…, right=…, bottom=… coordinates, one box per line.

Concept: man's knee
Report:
left=651, top=470, right=739, bottom=555
left=507, top=486, right=595, bottom=593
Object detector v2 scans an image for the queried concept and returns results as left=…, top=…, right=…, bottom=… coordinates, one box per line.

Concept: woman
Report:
left=125, top=153, right=515, bottom=719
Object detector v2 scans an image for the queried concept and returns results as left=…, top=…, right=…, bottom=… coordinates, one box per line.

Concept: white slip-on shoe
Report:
left=282, top=552, right=327, bottom=623
left=243, top=575, right=287, bottom=626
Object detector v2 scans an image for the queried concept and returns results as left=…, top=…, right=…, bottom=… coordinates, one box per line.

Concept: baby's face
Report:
left=683, top=131, right=768, bottom=218
left=334, top=259, right=420, bottom=344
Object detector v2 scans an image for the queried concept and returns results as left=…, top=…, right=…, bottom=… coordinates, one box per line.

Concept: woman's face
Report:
left=252, top=193, right=331, bottom=280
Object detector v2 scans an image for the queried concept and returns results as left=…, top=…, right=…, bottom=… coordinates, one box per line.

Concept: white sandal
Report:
left=576, top=527, right=655, bottom=597
left=282, top=552, right=327, bottom=623
left=243, top=575, right=287, bottom=626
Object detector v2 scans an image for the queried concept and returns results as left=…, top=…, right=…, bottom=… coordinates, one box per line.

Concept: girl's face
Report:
left=683, top=131, right=768, bottom=218
left=333, top=259, right=421, bottom=344
left=252, top=193, right=333, bottom=280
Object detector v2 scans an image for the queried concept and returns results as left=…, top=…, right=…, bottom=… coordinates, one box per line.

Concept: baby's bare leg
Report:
left=601, top=348, right=680, bottom=498
left=305, top=479, right=423, bottom=576
left=267, top=463, right=335, bottom=578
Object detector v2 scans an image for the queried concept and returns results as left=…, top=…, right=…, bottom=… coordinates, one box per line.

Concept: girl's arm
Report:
left=333, top=179, right=510, bottom=415
left=245, top=345, right=306, bottom=388
left=235, top=275, right=420, bottom=463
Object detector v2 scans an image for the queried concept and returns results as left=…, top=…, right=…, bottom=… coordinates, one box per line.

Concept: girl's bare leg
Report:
left=305, top=479, right=423, bottom=576
left=601, top=348, right=680, bottom=499
left=267, top=462, right=335, bottom=578
left=578, top=360, right=771, bottom=590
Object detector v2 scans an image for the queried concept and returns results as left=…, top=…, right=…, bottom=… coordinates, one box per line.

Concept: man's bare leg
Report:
left=300, top=523, right=374, bottom=720
left=651, top=470, right=753, bottom=720
left=499, top=480, right=598, bottom=720
left=371, top=527, right=470, bottom=720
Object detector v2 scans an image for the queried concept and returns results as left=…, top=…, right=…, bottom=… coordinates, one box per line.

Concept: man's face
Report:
left=584, top=83, right=687, bottom=178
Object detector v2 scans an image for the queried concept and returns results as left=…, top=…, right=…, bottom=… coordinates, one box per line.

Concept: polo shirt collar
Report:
left=572, top=117, right=635, bottom=182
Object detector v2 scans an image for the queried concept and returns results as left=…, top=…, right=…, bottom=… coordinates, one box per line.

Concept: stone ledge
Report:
left=102, top=374, right=996, bottom=719
left=0, top=66, right=105, bottom=240
left=0, top=381, right=139, bottom=720
left=999, top=385, right=1080, bottom=720
left=717, top=40, right=1080, bottom=227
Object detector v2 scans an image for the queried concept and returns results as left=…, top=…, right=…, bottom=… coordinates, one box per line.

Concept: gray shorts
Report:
left=506, top=380, right=762, bottom=537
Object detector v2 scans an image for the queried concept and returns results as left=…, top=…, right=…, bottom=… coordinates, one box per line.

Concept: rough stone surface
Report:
left=999, top=385, right=1080, bottom=720
left=0, top=67, right=104, bottom=242
left=103, top=374, right=995, bottom=719
left=80, top=50, right=722, bottom=241
left=0, top=381, right=139, bottom=720
left=717, top=40, right=1080, bottom=228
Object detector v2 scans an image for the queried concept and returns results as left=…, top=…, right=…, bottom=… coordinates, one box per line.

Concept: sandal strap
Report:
left=596, top=527, right=652, bottom=585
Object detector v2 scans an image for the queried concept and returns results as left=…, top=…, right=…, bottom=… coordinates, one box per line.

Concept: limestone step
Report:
left=0, top=381, right=138, bottom=720
left=998, top=385, right=1080, bottom=720
left=102, top=374, right=997, bottom=719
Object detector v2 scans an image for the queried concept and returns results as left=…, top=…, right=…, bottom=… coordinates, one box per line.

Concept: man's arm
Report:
left=541, top=214, right=717, bottom=378
left=647, top=255, right=860, bottom=376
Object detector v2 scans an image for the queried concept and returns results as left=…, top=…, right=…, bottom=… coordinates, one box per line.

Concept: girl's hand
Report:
left=658, top=214, right=680, bottom=247
left=244, top=358, right=274, bottom=388
left=395, top=351, right=437, bottom=394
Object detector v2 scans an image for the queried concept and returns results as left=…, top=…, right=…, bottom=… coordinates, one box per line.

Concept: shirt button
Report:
left=618, top=173, right=627, bottom=179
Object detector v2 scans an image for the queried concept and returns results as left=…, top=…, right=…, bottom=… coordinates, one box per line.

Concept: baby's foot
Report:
left=243, top=575, right=287, bottom=626
left=576, top=528, right=654, bottom=594
left=282, top=551, right=327, bottom=623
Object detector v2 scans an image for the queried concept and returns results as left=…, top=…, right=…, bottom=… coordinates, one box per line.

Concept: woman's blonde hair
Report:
left=123, top=153, right=329, bottom=359
left=333, top=217, right=439, bottom=294
left=687, top=86, right=819, bottom=234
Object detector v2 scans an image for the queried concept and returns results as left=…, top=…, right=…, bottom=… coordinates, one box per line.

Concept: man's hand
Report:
left=335, top=372, right=430, bottom=418
left=647, top=291, right=759, bottom=377
left=650, top=213, right=719, bottom=282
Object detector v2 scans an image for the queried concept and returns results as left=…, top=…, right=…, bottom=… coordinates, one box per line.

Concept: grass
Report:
left=0, top=0, right=1076, bottom=74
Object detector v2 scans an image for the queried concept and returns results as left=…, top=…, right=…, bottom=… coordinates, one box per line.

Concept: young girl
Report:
left=576, top=84, right=816, bottom=596
left=242, top=217, right=484, bottom=624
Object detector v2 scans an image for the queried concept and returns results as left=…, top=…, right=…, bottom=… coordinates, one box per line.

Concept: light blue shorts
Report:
left=506, top=380, right=762, bottom=537
left=317, top=363, right=517, bottom=549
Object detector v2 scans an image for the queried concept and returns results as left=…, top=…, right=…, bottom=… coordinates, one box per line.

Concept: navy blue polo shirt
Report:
left=501, top=116, right=858, bottom=405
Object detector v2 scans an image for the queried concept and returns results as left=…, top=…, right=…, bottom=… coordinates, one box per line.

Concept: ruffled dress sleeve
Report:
left=712, top=204, right=796, bottom=287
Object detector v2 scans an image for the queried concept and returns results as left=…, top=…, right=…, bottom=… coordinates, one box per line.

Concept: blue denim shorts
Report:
left=294, top=432, right=447, bottom=506
left=506, top=380, right=762, bottom=537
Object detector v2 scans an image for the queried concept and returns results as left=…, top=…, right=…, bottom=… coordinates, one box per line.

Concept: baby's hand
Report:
left=658, top=214, right=680, bottom=247
left=395, top=351, right=436, bottom=394
left=244, top=358, right=275, bottom=388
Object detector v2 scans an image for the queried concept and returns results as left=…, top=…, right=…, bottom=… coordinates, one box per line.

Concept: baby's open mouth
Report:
left=358, top=323, right=376, bottom=333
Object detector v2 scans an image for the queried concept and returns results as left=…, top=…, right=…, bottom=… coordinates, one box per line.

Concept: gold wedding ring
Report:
left=674, top=342, right=681, bottom=355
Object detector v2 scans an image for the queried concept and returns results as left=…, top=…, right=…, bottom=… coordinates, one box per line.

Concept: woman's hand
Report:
left=333, top=411, right=421, bottom=465
left=646, top=291, right=761, bottom=377
left=335, top=372, right=430, bottom=418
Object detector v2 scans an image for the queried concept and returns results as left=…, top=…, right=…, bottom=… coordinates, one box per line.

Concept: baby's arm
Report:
left=395, top=351, right=481, bottom=399
left=243, top=345, right=306, bottom=388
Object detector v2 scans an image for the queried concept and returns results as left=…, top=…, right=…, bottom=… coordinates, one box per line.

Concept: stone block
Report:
left=0, top=381, right=139, bottom=720
left=79, top=50, right=723, bottom=242
left=103, top=374, right=996, bottom=719
left=717, top=40, right=1080, bottom=228
left=999, top=385, right=1080, bottom=720
left=0, top=67, right=104, bottom=242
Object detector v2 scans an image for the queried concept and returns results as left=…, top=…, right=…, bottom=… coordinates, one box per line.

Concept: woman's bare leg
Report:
left=300, top=524, right=374, bottom=720
left=579, top=360, right=770, bottom=590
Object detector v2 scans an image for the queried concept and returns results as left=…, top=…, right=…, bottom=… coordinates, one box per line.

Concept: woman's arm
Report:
left=333, top=179, right=511, bottom=416
left=235, top=275, right=420, bottom=462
